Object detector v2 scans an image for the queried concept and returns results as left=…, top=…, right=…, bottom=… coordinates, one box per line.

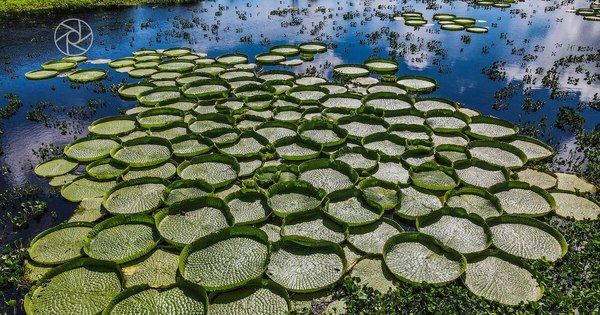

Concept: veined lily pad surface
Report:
left=24, top=42, right=598, bottom=314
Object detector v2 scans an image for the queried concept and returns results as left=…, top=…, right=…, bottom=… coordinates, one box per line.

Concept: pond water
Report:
left=0, top=0, right=598, bottom=308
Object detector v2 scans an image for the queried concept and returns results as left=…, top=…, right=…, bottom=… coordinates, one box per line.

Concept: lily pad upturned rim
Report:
left=258, top=69, right=296, bottom=81
left=396, top=75, right=438, bottom=93
left=281, top=210, right=347, bottom=244
left=333, top=64, right=371, bottom=78
left=415, top=207, right=493, bottom=255
left=488, top=181, right=557, bottom=215
left=155, top=196, right=234, bottom=237
left=41, top=59, right=77, bottom=71
left=453, top=158, right=511, bottom=185
left=100, top=281, right=208, bottom=315
left=102, top=177, right=169, bottom=215
left=298, top=41, right=328, bottom=53
left=266, top=180, right=327, bottom=217
left=269, top=44, right=301, bottom=56
left=170, top=133, right=213, bottom=157
left=160, top=179, right=215, bottom=206
left=136, top=86, right=182, bottom=107
left=508, top=135, right=556, bottom=161
left=110, top=136, right=173, bottom=168
left=85, top=158, right=129, bottom=180
left=444, top=187, right=504, bottom=216
left=224, top=189, right=271, bottom=225
left=232, top=83, right=276, bottom=98
left=25, top=69, right=60, bottom=80
left=179, top=226, right=270, bottom=291
left=176, top=154, right=240, bottom=188
left=285, top=85, right=330, bottom=105
left=34, top=157, right=79, bottom=178
left=117, top=82, right=157, bottom=99
left=28, top=221, right=94, bottom=265
left=272, top=136, right=323, bottom=161
left=255, top=53, right=287, bottom=64
left=462, top=249, right=545, bottom=305
left=467, top=140, right=528, bottom=169
left=67, top=68, right=108, bottom=83
left=434, top=144, right=472, bottom=166
left=363, top=58, right=399, bottom=73
left=298, top=158, right=360, bottom=186
left=162, top=47, right=192, bottom=57
left=356, top=177, right=401, bottom=211
left=108, top=57, right=136, bottom=68
left=424, top=109, right=472, bottom=133
left=337, top=114, right=390, bottom=139
left=330, top=146, right=380, bottom=173
left=383, top=232, right=467, bottom=286
left=84, top=214, right=160, bottom=264
left=324, top=187, right=385, bottom=227
left=486, top=215, right=568, bottom=260
left=298, top=120, right=349, bottom=147
left=267, top=238, right=347, bottom=293
left=466, top=115, right=520, bottom=140
left=319, top=93, right=364, bottom=109
left=216, top=130, right=269, bottom=158
left=136, top=107, right=185, bottom=128
left=88, top=115, right=138, bottom=136
left=409, top=162, right=460, bottom=191
left=361, top=132, right=407, bottom=157
left=216, top=53, right=249, bottom=65
left=24, top=257, right=123, bottom=314
left=346, top=217, right=404, bottom=255
left=182, top=79, right=232, bottom=99
left=63, top=134, right=121, bottom=162
left=208, top=279, right=291, bottom=313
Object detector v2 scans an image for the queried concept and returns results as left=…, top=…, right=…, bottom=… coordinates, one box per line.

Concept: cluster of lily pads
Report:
left=395, top=12, right=428, bottom=27
left=24, top=42, right=328, bottom=82
left=25, top=44, right=600, bottom=315
left=474, top=0, right=516, bottom=9
left=573, top=2, right=600, bottom=21
left=432, top=14, right=489, bottom=33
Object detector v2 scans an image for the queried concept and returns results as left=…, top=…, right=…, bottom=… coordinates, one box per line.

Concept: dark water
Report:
left=0, top=0, right=598, bottom=306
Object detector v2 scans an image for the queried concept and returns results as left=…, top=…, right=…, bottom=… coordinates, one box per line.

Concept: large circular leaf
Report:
left=383, top=232, right=466, bottom=285
left=487, top=215, right=567, bottom=261
left=266, top=180, right=326, bottom=217
left=180, top=226, right=270, bottom=291
left=25, top=259, right=122, bottom=315
left=103, top=177, right=167, bottom=215
left=28, top=222, right=93, bottom=265
left=463, top=251, right=543, bottom=305
left=416, top=208, right=492, bottom=254
left=111, top=137, right=173, bottom=168
left=84, top=214, right=160, bottom=264
left=209, top=280, right=290, bottom=315
left=177, top=154, right=240, bottom=188
left=64, top=135, right=121, bottom=162
left=156, top=196, right=233, bottom=247
left=266, top=239, right=346, bottom=293
left=102, top=283, right=207, bottom=315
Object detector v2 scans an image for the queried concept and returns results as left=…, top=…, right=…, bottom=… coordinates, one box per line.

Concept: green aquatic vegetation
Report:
left=0, top=93, right=23, bottom=120
left=16, top=43, right=599, bottom=314
left=6, top=201, right=48, bottom=229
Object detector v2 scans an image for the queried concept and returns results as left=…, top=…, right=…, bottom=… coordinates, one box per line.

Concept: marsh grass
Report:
left=0, top=0, right=193, bottom=17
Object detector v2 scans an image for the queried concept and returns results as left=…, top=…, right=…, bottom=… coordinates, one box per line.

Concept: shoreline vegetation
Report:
left=0, top=0, right=191, bottom=18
